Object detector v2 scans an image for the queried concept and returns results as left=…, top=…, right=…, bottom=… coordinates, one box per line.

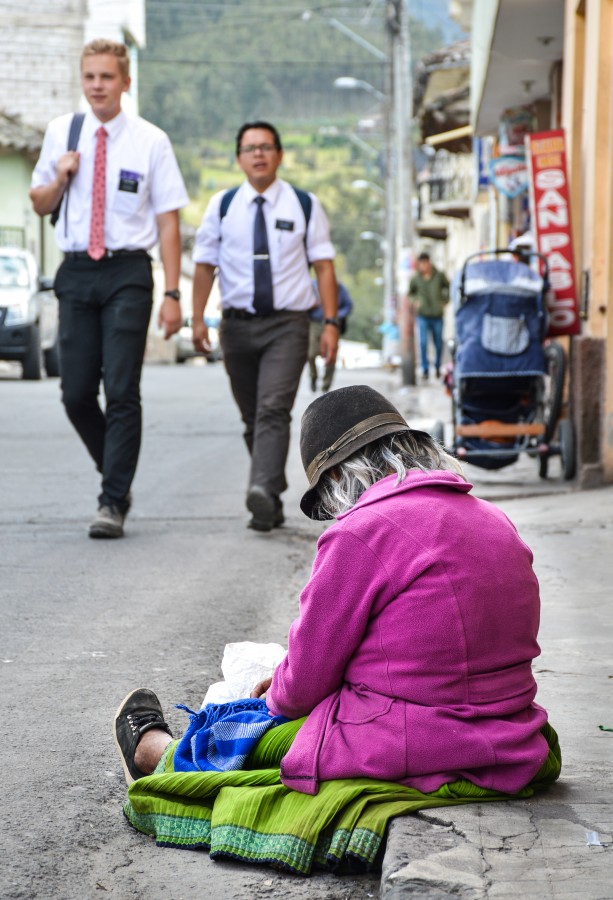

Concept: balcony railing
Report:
left=417, top=151, right=473, bottom=218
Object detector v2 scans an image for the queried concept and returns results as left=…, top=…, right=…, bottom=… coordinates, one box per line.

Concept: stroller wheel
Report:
left=544, top=341, right=565, bottom=441
left=538, top=450, right=549, bottom=480
left=559, top=418, right=576, bottom=480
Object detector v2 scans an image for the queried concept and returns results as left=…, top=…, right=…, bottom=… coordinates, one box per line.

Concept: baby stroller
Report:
left=443, top=249, right=575, bottom=479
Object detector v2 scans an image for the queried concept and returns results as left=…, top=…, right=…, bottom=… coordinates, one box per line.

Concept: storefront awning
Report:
left=471, top=0, right=564, bottom=135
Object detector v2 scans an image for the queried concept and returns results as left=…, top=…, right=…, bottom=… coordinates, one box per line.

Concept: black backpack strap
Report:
left=291, top=186, right=312, bottom=264
left=219, top=186, right=240, bottom=222
left=291, top=186, right=312, bottom=232
left=50, top=112, right=86, bottom=227
left=220, top=184, right=313, bottom=263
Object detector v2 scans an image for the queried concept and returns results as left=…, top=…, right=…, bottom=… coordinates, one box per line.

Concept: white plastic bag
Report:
left=201, top=641, right=286, bottom=707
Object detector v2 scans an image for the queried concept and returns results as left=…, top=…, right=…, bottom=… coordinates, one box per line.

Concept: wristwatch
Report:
left=164, top=289, right=181, bottom=301
left=324, top=317, right=341, bottom=329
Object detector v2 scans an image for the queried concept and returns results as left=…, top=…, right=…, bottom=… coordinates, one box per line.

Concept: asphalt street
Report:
left=1, top=357, right=611, bottom=899
left=0, top=358, right=379, bottom=900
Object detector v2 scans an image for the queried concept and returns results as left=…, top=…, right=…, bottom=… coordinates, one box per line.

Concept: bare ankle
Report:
left=134, top=728, right=173, bottom=774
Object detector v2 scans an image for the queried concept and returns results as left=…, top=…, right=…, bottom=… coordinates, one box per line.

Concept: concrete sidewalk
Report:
left=354, top=372, right=613, bottom=899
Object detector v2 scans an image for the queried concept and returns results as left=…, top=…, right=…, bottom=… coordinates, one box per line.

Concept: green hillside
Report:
left=139, top=0, right=448, bottom=347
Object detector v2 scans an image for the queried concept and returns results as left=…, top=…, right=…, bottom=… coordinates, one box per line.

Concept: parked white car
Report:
left=0, top=247, right=59, bottom=380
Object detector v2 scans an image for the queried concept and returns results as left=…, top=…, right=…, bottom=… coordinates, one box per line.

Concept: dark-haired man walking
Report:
left=409, top=251, right=449, bottom=380
left=192, top=121, right=339, bottom=531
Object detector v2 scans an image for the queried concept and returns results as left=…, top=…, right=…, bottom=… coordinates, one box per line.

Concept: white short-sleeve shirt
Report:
left=31, top=109, right=189, bottom=252
left=192, top=178, right=335, bottom=312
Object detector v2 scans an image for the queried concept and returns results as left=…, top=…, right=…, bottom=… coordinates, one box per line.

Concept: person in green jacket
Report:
left=409, top=251, right=450, bottom=380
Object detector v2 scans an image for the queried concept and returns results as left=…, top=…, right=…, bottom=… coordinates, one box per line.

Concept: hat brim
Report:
left=300, top=417, right=413, bottom=519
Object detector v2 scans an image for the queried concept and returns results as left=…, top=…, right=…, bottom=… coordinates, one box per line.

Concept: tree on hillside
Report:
left=139, top=0, right=444, bottom=144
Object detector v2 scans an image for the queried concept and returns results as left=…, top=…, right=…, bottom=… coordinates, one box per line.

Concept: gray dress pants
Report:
left=220, top=311, right=309, bottom=497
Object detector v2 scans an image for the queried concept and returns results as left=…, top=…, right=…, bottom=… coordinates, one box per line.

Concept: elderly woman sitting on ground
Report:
left=114, top=385, right=560, bottom=875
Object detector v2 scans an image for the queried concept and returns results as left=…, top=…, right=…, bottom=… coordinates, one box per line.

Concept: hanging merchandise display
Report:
left=499, top=107, right=537, bottom=156
left=489, top=156, right=529, bottom=198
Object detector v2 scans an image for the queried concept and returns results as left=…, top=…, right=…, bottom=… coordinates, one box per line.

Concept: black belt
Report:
left=222, top=308, right=268, bottom=320
left=63, top=249, right=151, bottom=260
left=222, top=308, right=305, bottom=320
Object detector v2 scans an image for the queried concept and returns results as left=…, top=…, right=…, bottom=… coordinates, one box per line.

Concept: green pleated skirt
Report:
left=123, top=718, right=561, bottom=876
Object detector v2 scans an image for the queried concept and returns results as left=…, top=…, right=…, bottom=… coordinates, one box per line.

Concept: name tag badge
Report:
left=118, top=169, right=143, bottom=194
left=275, top=219, right=294, bottom=231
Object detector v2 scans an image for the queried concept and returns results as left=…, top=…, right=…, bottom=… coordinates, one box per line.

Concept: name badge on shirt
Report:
left=275, top=219, right=294, bottom=231
left=118, top=170, right=144, bottom=193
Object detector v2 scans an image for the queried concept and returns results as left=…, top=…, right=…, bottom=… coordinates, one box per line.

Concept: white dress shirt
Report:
left=192, top=178, right=335, bottom=312
left=31, top=109, right=189, bottom=252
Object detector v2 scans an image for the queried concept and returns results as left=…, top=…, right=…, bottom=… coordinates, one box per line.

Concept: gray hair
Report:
left=313, top=431, right=464, bottom=520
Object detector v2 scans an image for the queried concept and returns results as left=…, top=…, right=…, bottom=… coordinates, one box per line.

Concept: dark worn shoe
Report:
left=249, top=497, right=284, bottom=530
left=113, top=688, right=173, bottom=785
left=89, top=504, right=126, bottom=539
left=272, top=497, right=284, bottom=528
left=247, top=485, right=278, bottom=532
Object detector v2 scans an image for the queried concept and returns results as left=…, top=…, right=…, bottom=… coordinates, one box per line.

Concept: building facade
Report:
left=468, top=0, right=613, bottom=486
left=0, top=0, right=145, bottom=271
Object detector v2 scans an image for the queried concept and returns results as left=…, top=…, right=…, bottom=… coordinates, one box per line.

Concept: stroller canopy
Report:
left=452, top=258, right=547, bottom=378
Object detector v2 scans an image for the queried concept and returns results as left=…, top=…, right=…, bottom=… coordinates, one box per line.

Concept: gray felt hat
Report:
left=299, top=385, right=414, bottom=519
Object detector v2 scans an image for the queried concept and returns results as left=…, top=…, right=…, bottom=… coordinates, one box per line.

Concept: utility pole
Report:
left=386, top=0, right=415, bottom=385
left=383, top=17, right=396, bottom=368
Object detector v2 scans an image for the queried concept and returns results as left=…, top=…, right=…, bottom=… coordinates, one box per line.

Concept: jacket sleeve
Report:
left=266, top=526, right=392, bottom=719
left=440, top=272, right=450, bottom=302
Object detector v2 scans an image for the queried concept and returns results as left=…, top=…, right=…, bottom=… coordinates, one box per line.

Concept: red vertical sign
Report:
left=526, top=130, right=581, bottom=336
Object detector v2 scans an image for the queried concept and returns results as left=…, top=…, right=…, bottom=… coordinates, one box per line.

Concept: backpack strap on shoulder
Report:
left=219, top=186, right=240, bottom=221
left=219, top=184, right=312, bottom=263
left=67, top=112, right=85, bottom=152
left=50, top=112, right=86, bottom=228
left=291, top=186, right=312, bottom=230
left=290, top=186, right=312, bottom=262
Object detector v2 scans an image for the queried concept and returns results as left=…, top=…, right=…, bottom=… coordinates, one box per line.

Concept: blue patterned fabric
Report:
left=173, top=699, right=288, bottom=773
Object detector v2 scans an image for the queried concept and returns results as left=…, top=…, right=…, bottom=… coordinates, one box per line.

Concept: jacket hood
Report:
left=336, top=469, right=473, bottom=521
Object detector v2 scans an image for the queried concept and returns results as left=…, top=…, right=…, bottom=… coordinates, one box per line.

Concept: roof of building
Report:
left=413, top=39, right=471, bottom=152
left=0, top=112, right=45, bottom=159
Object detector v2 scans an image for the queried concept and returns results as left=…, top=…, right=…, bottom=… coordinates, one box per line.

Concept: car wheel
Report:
left=44, top=335, right=61, bottom=377
left=22, top=324, right=43, bottom=380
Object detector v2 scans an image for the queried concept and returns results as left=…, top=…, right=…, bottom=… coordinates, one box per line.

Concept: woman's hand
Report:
left=250, top=677, right=273, bottom=699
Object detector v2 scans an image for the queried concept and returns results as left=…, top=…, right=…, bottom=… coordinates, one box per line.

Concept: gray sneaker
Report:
left=89, top=504, right=125, bottom=539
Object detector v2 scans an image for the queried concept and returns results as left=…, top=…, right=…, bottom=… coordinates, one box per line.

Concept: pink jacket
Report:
left=267, top=471, right=550, bottom=795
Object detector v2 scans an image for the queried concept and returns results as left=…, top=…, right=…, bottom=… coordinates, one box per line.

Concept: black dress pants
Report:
left=54, top=254, right=153, bottom=511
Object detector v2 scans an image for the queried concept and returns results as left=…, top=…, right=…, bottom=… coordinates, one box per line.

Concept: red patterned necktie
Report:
left=88, top=126, right=108, bottom=260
